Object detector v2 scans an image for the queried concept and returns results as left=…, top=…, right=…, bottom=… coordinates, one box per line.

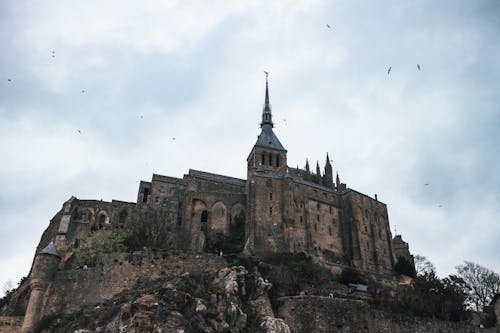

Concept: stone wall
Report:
left=276, top=296, right=495, bottom=333
left=0, top=316, right=23, bottom=333
left=42, top=251, right=227, bottom=316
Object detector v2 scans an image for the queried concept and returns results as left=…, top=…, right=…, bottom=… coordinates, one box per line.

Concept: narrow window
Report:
left=276, top=155, right=280, bottom=167
left=269, top=192, right=273, bottom=200
left=314, top=224, right=318, bottom=232
left=155, top=196, right=159, bottom=203
left=269, top=152, right=273, bottom=166
left=329, top=227, right=332, bottom=236
left=300, top=216, right=303, bottom=223
left=200, top=210, right=208, bottom=231
left=261, top=153, right=265, bottom=165
left=142, top=188, right=150, bottom=203
left=201, top=210, right=208, bottom=223
left=269, top=206, right=273, bottom=216
left=317, top=215, right=320, bottom=221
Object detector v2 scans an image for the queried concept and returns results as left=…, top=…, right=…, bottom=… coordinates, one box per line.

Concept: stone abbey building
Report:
left=37, top=76, right=409, bottom=279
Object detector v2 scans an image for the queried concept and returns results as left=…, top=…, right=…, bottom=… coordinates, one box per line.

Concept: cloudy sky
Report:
left=1, top=0, right=499, bottom=295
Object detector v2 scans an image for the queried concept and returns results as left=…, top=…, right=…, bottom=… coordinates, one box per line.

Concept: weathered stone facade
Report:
left=16, top=77, right=420, bottom=331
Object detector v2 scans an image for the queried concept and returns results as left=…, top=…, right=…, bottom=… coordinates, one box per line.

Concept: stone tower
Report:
left=246, top=73, right=287, bottom=179
left=21, top=241, right=60, bottom=333
left=246, top=73, right=288, bottom=254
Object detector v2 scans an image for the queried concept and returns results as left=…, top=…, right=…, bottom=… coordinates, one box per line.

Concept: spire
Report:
left=325, top=152, right=331, bottom=166
left=336, top=171, right=341, bottom=189
left=316, top=161, right=321, bottom=176
left=305, top=159, right=310, bottom=173
left=261, top=71, right=273, bottom=127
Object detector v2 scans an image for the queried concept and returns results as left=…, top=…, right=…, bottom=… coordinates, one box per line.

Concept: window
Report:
left=261, top=153, right=265, bottom=165
left=268, top=152, right=273, bottom=166
left=300, top=216, right=303, bottom=223
left=329, top=227, right=332, bottom=236
left=332, top=218, right=336, bottom=225
left=266, top=179, right=272, bottom=187
left=200, top=210, right=208, bottom=232
left=329, top=206, right=332, bottom=213
left=276, top=155, right=280, bottom=167
left=317, top=215, right=320, bottom=221
left=142, top=188, right=150, bottom=203
left=314, top=224, right=318, bottom=232
left=155, top=196, right=159, bottom=203
left=269, top=192, right=273, bottom=200
left=201, top=210, right=208, bottom=223
left=269, top=206, right=273, bottom=216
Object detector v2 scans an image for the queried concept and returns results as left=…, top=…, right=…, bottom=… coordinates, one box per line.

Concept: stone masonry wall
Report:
left=42, top=251, right=227, bottom=317
left=276, top=296, right=495, bottom=333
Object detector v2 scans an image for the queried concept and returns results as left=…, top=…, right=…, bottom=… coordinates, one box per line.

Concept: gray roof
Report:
left=188, top=169, right=246, bottom=186
left=255, top=124, right=286, bottom=151
left=40, top=241, right=59, bottom=257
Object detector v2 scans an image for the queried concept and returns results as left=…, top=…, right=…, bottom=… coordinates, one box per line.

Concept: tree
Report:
left=394, top=256, right=416, bottom=277
left=124, top=209, right=176, bottom=250
left=414, top=255, right=436, bottom=276
left=455, top=261, right=500, bottom=311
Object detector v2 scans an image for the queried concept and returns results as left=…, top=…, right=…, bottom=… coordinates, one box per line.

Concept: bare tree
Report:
left=414, top=255, right=436, bottom=276
left=455, top=261, right=500, bottom=311
left=1, top=279, right=14, bottom=296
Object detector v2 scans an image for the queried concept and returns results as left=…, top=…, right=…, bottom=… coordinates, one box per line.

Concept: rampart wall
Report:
left=276, top=296, right=494, bottom=333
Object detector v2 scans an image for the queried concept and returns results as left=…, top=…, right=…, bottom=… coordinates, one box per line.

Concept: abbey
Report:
left=12, top=76, right=415, bottom=332
left=37, top=76, right=406, bottom=277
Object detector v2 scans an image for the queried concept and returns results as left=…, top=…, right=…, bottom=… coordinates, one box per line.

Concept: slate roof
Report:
left=255, top=124, right=286, bottom=151
left=188, top=169, right=246, bottom=186
left=40, top=241, right=59, bottom=257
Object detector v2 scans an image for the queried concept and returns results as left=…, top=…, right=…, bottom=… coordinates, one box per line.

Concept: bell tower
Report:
left=246, top=72, right=287, bottom=178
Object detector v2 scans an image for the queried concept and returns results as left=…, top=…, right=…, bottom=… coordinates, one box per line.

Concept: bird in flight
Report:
left=387, top=66, right=392, bottom=75
left=140, top=115, right=143, bottom=119
left=77, top=130, right=82, bottom=134
left=81, top=89, right=85, bottom=93
left=326, top=24, right=331, bottom=28
left=7, top=78, right=12, bottom=82
left=172, top=137, right=176, bottom=141
left=437, top=204, right=443, bottom=208
left=424, top=183, right=429, bottom=186
left=52, top=50, right=55, bottom=58
left=417, top=64, right=421, bottom=71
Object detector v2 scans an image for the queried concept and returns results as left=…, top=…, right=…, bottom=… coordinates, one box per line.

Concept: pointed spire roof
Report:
left=326, top=152, right=331, bottom=166
left=305, top=159, right=310, bottom=173
left=316, top=161, right=321, bottom=176
left=261, top=71, right=273, bottom=127
left=254, top=72, right=286, bottom=151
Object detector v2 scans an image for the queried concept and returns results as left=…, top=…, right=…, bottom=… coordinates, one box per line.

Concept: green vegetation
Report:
left=206, top=211, right=246, bottom=254
left=73, top=232, right=127, bottom=268
left=394, top=256, right=416, bottom=277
